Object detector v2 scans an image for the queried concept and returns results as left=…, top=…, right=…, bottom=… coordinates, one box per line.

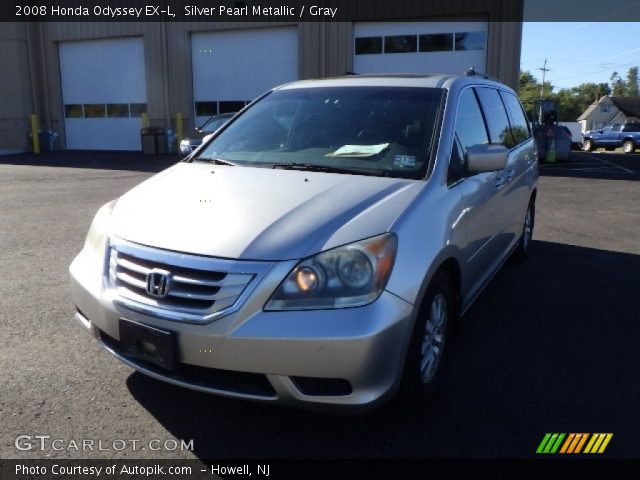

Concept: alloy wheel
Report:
left=523, top=207, right=532, bottom=251
left=420, top=293, right=447, bottom=384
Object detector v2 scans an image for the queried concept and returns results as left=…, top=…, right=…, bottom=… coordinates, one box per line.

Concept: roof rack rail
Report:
left=464, top=66, right=500, bottom=83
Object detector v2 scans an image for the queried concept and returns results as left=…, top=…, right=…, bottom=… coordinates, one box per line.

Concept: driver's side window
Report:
left=449, top=88, right=489, bottom=184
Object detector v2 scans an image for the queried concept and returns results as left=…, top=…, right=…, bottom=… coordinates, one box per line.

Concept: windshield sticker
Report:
left=326, top=143, right=389, bottom=158
left=394, top=155, right=416, bottom=168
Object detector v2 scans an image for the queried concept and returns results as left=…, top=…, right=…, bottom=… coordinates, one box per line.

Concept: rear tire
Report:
left=623, top=140, right=636, bottom=154
left=512, top=199, right=535, bottom=262
left=583, top=139, right=593, bottom=151
left=399, top=270, right=456, bottom=408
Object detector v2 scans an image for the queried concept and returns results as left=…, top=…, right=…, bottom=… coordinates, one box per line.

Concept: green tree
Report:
left=518, top=70, right=554, bottom=121
left=626, top=67, right=639, bottom=96
left=554, top=83, right=610, bottom=121
left=519, top=70, right=541, bottom=120
left=554, top=89, right=581, bottom=121
left=610, top=71, right=626, bottom=96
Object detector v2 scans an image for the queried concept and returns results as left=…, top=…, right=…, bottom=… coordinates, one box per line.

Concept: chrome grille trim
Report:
left=106, top=236, right=274, bottom=324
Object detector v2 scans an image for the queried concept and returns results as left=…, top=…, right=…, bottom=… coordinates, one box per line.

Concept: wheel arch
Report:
left=437, top=258, right=462, bottom=318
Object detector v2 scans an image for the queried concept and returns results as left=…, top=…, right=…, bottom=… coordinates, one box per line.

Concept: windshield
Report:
left=194, top=86, right=445, bottom=178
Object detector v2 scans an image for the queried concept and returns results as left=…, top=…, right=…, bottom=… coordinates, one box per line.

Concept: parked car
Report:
left=179, top=112, right=235, bottom=155
left=583, top=123, right=640, bottom=153
left=70, top=74, right=538, bottom=412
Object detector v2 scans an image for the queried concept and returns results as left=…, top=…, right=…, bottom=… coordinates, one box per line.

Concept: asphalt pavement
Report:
left=1, top=150, right=639, bottom=460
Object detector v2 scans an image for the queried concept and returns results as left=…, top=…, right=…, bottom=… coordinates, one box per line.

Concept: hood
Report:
left=185, top=130, right=207, bottom=142
left=110, top=162, right=423, bottom=260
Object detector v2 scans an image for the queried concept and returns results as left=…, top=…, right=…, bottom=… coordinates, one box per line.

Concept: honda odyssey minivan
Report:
left=70, top=74, right=538, bottom=411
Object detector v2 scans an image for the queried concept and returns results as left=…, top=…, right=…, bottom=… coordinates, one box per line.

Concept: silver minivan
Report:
left=70, top=74, right=538, bottom=412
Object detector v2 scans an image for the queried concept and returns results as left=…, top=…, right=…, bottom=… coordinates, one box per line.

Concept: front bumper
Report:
left=69, top=246, right=415, bottom=412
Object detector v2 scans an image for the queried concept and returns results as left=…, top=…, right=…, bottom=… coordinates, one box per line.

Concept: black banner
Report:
left=2, top=459, right=640, bottom=480
left=2, top=0, right=640, bottom=22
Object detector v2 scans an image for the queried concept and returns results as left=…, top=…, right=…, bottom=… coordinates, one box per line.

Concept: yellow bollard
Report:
left=141, top=112, right=149, bottom=129
left=30, top=114, right=40, bottom=154
left=176, top=112, right=184, bottom=142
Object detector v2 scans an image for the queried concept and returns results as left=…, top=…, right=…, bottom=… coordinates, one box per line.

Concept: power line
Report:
left=553, top=59, right=639, bottom=82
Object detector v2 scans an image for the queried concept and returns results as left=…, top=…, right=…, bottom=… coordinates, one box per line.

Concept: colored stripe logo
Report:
left=536, top=433, right=612, bottom=454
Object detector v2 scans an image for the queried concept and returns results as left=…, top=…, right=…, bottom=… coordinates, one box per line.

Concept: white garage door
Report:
left=353, top=21, right=487, bottom=76
left=59, top=37, right=147, bottom=150
left=192, top=27, right=298, bottom=127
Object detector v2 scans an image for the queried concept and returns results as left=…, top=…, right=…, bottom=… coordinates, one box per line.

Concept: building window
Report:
left=419, top=33, right=454, bottom=52
left=129, top=103, right=147, bottom=117
left=600, top=104, right=610, bottom=113
left=355, top=37, right=383, bottom=55
left=454, top=31, right=487, bottom=51
left=106, top=104, right=129, bottom=118
left=384, top=35, right=418, bottom=54
left=64, top=104, right=83, bottom=118
left=83, top=104, right=106, bottom=118
left=195, top=101, right=217, bottom=117
left=219, top=101, right=245, bottom=114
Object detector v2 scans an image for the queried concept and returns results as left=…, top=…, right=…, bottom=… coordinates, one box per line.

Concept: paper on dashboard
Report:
left=325, top=143, right=390, bottom=158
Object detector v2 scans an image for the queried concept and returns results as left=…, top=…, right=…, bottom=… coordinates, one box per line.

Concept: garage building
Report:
left=0, top=1, right=522, bottom=152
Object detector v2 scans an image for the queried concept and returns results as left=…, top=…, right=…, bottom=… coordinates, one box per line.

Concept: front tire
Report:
left=623, top=140, right=636, bottom=154
left=399, top=270, right=455, bottom=406
left=583, top=139, right=593, bottom=151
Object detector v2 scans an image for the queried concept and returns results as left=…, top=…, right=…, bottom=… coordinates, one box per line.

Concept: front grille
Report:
left=100, top=331, right=276, bottom=397
left=108, top=247, right=254, bottom=317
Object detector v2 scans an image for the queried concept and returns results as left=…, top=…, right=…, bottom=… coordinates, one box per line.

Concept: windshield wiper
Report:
left=193, top=157, right=237, bottom=166
left=271, top=162, right=383, bottom=177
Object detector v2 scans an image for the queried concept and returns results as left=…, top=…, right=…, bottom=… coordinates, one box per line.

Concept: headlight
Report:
left=179, top=139, right=190, bottom=148
left=84, top=200, right=116, bottom=255
left=264, top=233, right=397, bottom=311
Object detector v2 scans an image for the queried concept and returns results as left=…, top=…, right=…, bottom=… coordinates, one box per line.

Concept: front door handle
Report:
left=506, top=169, right=515, bottom=181
left=495, top=176, right=505, bottom=188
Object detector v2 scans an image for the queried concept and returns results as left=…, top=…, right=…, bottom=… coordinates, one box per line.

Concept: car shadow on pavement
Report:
left=0, top=151, right=181, bottom=173
left=126, top=240, right=640, bottom=459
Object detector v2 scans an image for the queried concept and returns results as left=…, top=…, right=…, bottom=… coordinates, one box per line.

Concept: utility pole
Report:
left=538, top=59, right=552, bottom=124
left=538, top=58, right=551, bottom=100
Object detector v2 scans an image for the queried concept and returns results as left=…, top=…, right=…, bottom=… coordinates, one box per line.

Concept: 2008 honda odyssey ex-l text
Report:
left=70, top=74, right=538, bottom=412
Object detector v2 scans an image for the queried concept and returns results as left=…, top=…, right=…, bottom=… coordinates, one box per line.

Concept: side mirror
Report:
left=466, top=144, right=508, bottom=173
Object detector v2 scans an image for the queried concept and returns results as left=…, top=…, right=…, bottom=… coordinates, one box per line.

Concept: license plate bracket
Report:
left=118, top=318, right=176, bottom=371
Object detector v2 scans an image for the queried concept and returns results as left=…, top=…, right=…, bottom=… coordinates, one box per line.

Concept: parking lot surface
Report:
left=1, top=150, right=639, bottom=459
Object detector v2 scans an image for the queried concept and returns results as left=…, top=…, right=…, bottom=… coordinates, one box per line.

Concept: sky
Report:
left=520, top=22, right=640, bottom=90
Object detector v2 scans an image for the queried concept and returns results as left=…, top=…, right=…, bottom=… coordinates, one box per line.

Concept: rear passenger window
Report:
left=449, top=88, right=489, bottom=181
left=500, top=91, right=531, bottom=146
left=475, top=87, right=515, bottom=148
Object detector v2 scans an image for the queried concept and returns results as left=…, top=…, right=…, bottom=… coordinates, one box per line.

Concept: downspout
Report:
left=160, top=21, right=171, bottom=130
left=38, top=22, right=53, bottom=130
left=24, top=23, right=39, bottom=120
